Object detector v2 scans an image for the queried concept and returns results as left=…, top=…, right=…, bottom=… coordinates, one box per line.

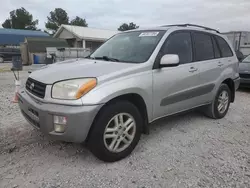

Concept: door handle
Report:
left=189, top=66, right=198, bottom=72
left=218, top=62, right=224, bottom=67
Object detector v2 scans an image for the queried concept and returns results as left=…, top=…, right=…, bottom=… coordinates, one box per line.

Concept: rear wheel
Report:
left=204, top=83, right=231, bottom=119
left=87, top=100, right=142, bottom=162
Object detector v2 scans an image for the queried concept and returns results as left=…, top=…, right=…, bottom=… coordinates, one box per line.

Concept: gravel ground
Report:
left=0, top=71, right=250, bottom=188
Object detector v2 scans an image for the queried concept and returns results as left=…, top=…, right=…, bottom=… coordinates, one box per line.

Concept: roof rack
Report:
left=161, top=24, right=220, bottom=33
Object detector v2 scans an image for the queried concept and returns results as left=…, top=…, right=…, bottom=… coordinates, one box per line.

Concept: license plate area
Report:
left=28, top=108, right=39, bottom=117
left=28, top=107, right=39, bottom=122
left=22, top=110, right=40, bottom=128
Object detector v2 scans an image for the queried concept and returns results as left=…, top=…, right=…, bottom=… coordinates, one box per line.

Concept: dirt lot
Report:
left=0, top=70, right=250, bottom=188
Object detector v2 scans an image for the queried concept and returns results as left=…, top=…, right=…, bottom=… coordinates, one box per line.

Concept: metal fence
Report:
left=46, top=47, right=91, bottom=63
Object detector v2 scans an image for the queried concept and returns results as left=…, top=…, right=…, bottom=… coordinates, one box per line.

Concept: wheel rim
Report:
left=0, top=57, right=3, bottom=63
left=103, top=113, right=136, bottom=153
left=217, top=90, right=229, bottom=114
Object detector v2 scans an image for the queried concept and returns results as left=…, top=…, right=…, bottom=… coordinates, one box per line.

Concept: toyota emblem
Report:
left=30, top=83, right=35, bottom=90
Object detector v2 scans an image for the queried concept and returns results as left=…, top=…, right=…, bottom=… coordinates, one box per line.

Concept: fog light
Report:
left=54, top=124, right=66, bottom=133
left=53, top=115, right=67, bottom=133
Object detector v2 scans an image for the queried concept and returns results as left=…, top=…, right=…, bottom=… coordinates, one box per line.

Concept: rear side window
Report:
left=212, top=36, right=221, bottom=58
left=215, top=36, right=233, bottom=57
left=193, top=32, right=214, bottom=61
left=160, top=32, right=192, bottom=64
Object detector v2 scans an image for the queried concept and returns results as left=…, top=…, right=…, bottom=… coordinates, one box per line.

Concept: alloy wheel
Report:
left=103, top=113, right=136, bottom=153
left=217, top=90, right=229, bottom=114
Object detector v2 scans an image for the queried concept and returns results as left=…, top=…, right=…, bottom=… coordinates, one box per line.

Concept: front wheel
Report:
left=87, top=101, right=143, bottom=162
left=203, top=83, right=231, bottom=119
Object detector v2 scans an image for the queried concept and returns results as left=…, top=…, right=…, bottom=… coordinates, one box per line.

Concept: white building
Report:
left=54, top=25, right=118, bottom=51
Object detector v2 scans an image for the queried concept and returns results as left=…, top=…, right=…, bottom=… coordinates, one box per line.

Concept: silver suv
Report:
left=18, top=24, right=240, bottom=162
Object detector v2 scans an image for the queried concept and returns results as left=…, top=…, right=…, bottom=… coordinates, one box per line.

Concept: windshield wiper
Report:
left=85, top=55, right=94, bottom=59
left=92, top=56, right=120, bottom=62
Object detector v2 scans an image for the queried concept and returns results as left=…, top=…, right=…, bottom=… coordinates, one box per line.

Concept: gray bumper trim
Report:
left=18, top=89, right=102, bottom=143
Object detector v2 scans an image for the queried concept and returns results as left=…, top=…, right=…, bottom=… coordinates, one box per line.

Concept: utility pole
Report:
left=238, top=32, right=242, bottom=51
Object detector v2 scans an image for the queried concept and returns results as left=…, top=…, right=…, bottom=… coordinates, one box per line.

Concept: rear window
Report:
left=215, top=36, right=233, bottom=57
left=193, top=32, right=214, bottom=61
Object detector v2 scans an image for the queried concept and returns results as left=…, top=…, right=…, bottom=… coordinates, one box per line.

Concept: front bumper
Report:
left=18, top=89, right=102, bottom=143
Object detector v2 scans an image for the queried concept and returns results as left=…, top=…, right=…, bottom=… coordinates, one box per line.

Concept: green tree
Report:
left=70, top=16, right=88, bottom=27
left=45, top=8, right=69, bottom=34
left=118, top=22, right=139, bottom=31
left=2, top=7, right=38, bottom=30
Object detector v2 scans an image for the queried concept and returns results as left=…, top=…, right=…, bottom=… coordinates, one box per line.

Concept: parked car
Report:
left=235, top=50, right=245, bottom=62
left=0, top=47, right=21, bottom=63
left=0, top=55, right=3, bottom=63
left=18, top=24, right=240, bottom=162
left=239, top=54, right=250, bottom=87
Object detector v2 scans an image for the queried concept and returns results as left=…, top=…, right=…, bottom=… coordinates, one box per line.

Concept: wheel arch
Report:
left=86, top=93, right=149, bottom=142
left=222, top=78, right=235, bottom=102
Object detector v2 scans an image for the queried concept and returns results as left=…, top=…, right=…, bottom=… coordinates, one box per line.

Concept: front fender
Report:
left=81, top=71, right=153, bottom=120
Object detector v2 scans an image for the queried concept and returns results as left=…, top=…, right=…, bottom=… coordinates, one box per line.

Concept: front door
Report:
left=152, top=31, right=201, bottom=120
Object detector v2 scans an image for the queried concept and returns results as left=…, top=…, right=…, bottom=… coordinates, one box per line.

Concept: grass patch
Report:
left=0, top=67, right=11, bottom=72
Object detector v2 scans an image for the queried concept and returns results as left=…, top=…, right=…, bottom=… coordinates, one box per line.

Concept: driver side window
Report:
left=159, top=32, right=193, bottom=64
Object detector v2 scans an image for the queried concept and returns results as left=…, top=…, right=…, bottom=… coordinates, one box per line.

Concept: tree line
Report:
left=2, top=7, right=139, bottom=34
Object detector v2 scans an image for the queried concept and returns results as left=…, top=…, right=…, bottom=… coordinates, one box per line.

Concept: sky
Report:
left=0, top=0, right=250, bottom=32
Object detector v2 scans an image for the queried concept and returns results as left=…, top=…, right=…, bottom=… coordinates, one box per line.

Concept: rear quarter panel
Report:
left=222, top=35, right=239, bottom=79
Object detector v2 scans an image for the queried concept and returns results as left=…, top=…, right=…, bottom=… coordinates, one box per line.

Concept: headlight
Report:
left=52, top=78, right=97, bottom=99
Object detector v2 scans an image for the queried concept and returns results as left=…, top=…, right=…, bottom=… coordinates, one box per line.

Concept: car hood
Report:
left=239, top=62, right=250, bottom=74
left=29, top=59, right=139, bottom=84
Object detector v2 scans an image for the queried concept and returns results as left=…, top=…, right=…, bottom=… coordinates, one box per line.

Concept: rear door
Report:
left=191, top=32, right=222, bottom=104
left=152, top=31, right=201, bottom=120
left=196, top=33, right=236, bottom=104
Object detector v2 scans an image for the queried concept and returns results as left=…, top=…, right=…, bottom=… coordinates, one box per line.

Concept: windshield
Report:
left=242, top=55, right=250, bottom=63
left=90, top=30, right=166, bottom=63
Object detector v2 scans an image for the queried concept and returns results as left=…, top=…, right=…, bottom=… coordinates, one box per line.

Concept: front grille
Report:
left=26, top=78, right=46, bottom=98
left=21, top=110, right=40, bottom=128
left=240, top=73, right=250, bottom=79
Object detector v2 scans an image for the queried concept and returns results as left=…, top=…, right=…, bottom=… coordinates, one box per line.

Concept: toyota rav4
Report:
left=18, top=24, right=240, bottom=162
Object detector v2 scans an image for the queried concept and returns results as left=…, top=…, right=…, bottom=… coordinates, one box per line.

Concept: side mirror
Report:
left=160, top=54, right=179, bottom=67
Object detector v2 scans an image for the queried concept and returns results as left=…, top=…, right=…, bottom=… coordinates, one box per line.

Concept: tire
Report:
left=203, top=83, right=231, bottom=119
left=87, top=100, right=143, bottom=162
left=0, top=57, right=4, bottom=63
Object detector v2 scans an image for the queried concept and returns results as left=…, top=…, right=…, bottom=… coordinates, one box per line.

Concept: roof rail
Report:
left=161, top=24, right=220, bottom=33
